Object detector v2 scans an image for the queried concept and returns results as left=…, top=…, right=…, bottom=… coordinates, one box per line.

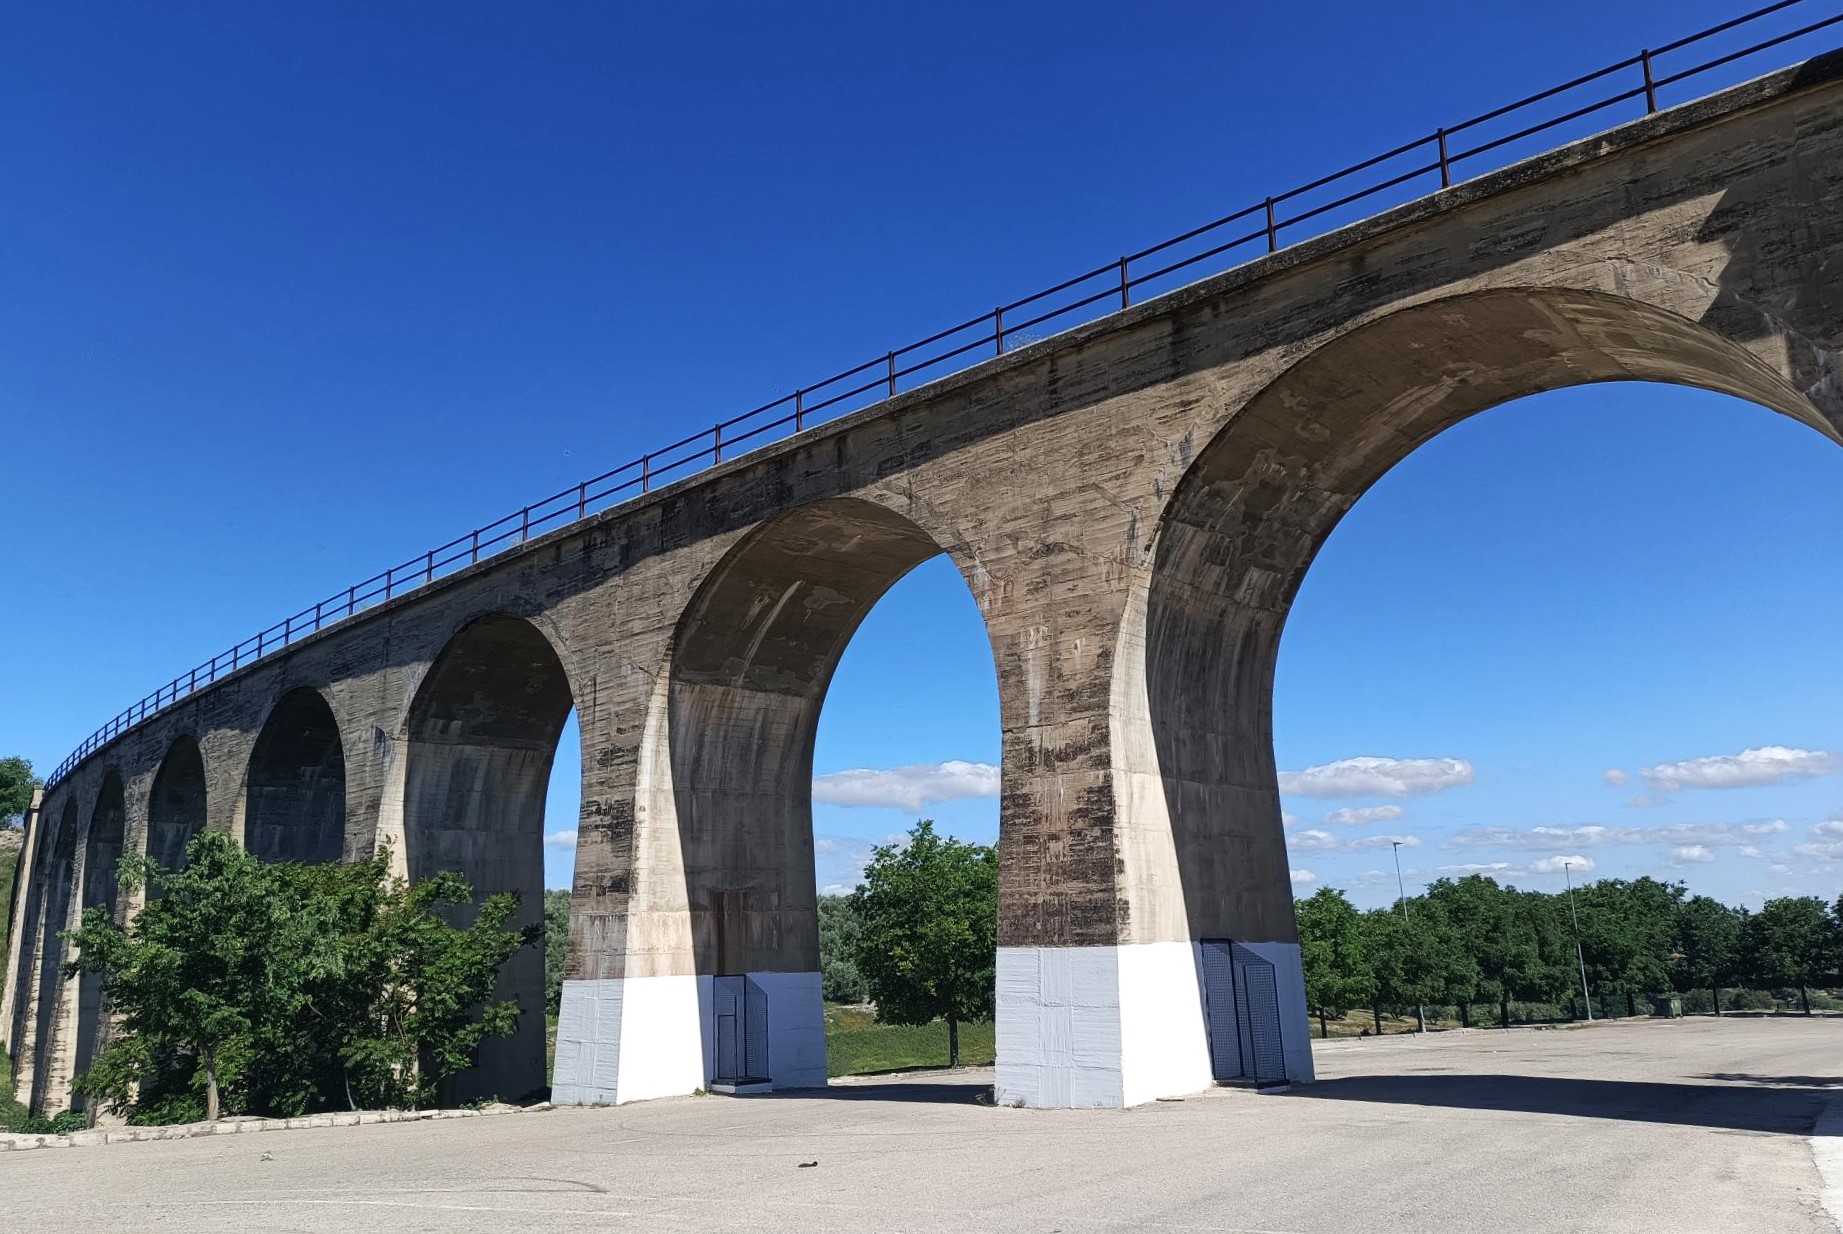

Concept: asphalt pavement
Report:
left=2, top=1015, right=1838, bottom=1234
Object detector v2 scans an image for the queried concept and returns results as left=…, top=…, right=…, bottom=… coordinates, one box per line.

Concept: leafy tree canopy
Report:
left=67, top=831, right=537, bottom=1122
left=846, top=820, right=996, bottom=1066
left=1296, top=887, right=1373, bottom=1036
left=0, top=756, right=38, bottom=827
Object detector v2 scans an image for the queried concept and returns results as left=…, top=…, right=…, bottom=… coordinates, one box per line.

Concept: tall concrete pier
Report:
left=11, top=55, right=1843, bottom=1114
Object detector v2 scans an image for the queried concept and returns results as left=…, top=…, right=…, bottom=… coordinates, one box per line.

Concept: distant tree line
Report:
left=1297, top=875, right=1843, bottom=1036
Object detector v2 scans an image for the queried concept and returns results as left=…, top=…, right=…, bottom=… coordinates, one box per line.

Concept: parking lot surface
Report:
left=3, top=1016, right=1838, bottom=1233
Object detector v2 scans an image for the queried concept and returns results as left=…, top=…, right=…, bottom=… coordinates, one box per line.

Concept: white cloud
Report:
left=1278, top=756, right=1473, bottom=800
left=543, top=829, right=577, bottom=848
left=1640, top=746, right=1836, bottom=794
left=1449, top=820, right=1789, bottom=852
left=1282, top=812, right=1299, bottom=829
left=1290, top=830, right=1420, bottom=854
left=1671, top=845, right=1716, bottom=864
left=1400, top=856, right=1594, bottom=881
left=1795, top=838, right=1843, bottom=861
left=812, top=760, right=999, bottom=813
left=1324, top=804, right=1405, bottom=827
left=1789, top=817, right=1843, bottom=862
left=1290, top=868, right=1317, bottom=887
left=1604, top=769, right=1628, bottom=788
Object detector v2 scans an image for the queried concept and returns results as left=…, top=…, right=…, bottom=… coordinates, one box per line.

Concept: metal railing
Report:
left=44, top=0, right=1843, bottom=788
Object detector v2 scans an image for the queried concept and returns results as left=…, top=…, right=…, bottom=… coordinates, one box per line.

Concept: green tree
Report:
left=544, top=889, right=571, bottom=1013
left=1360, top=907, right=1441, bottom=1033
left=0, top=756, right=37, bottom=828
left=1574, top=878, right=1681, bottom=1017
left=1675, top=894, right=1743, bottom=1013
left=66, top=832, right=302, bottom=1120
left=847, top=821, right=996, bottom=1066
left=817, top=894, right=868, bottom=1004
left=1295, top=887, right=1373, bottom=1037
left=1743, top=896, right=1837, bottom=1014
left=68, top=832, right=538, bottom=1121
left=330, top=867, right=537, bottom=1107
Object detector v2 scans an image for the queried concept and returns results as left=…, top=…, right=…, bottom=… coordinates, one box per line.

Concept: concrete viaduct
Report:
left=8, top=54, right=1843, bottom=1117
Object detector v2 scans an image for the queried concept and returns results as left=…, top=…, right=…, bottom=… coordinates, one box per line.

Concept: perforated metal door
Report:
left=1200, top=940, right=1243, bottom=1080
left=1232, top=945, right=1286, bottom=1084
left=1200, top=939, right=1287, bottom=1085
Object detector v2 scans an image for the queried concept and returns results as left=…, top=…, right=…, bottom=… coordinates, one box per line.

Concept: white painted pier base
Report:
left=552, top=970, right=827, bottom=1105
left=994, top=941, right=1314, bottom=1108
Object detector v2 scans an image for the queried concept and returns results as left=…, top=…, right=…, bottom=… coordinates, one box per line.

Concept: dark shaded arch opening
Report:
left=666, top=498, right=952, bottom=1088
left=27, top=799, right=78, bottom=1111
left=245, top=688, right=346, bottom=865
left=147, top=737, right=207, bottom=877
left=404, top=613, right=575, bottom=1104
left=1134, top=288, right=1832, bottom=948
left=71, top=772, right=125, bottom=1101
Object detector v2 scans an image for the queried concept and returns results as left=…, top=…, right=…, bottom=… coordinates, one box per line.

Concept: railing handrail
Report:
left=43, top=1, right=1843, bottom=789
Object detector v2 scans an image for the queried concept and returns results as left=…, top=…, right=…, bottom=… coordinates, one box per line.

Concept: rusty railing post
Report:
left=1642, top=49, right=1658, bottom=113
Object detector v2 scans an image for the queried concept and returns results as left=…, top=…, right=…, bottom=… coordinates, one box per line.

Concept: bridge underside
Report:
left=9, top=54, right=1843, bottom=1115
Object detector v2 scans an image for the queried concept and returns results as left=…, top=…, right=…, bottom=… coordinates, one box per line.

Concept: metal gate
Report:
left=711, top=975, right=770, bottom=1085
left=1200, top=940, right=1287, bottom=1087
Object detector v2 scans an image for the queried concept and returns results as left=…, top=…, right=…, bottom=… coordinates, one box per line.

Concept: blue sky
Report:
left=7, top=1, right=1843, bottom=911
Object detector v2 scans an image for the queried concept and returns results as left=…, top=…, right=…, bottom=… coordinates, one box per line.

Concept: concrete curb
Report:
left=0, top=1101, right=552, bottom=1151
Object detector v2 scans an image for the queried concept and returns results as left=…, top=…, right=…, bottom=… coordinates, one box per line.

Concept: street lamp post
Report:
left=1563, top=859, right=1593, bottom=1022
left=1391, top=840, right=1426, bottom=1034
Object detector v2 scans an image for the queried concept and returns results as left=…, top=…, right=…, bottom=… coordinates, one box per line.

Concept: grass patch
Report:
left=824, top=1003, right=994, bottom=1077
left=539, top=1001, right=997, bottom=1083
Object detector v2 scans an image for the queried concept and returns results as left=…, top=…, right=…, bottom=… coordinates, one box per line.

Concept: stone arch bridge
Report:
left=8, top=54, right=1843, bottom=1115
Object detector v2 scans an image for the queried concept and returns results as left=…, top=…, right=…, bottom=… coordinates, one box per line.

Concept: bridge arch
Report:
left=243, top=687, right=346, bottom=865
left=147, top=736, right=208, bottom=875
left=651, top=497, right=982, bottom=1090
left=1106, top=284, right=1838, bottom=1096
left=71, top=771, right=126, bottom=1099
left=402, top=611, right=578, bottom=1103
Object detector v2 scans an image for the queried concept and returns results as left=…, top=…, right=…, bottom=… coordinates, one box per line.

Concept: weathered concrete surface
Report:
left=15, top=53, right=1843, bottom=1112
left=0, top=789, right=43, bottom=1056
left=1, top=1018, right=1837, bottom=1233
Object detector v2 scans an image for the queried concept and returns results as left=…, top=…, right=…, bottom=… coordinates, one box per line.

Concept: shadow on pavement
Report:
left=755, top=1079, right=994, bottom=1105
left=1281, top=1073, right=1836, bottom=1135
